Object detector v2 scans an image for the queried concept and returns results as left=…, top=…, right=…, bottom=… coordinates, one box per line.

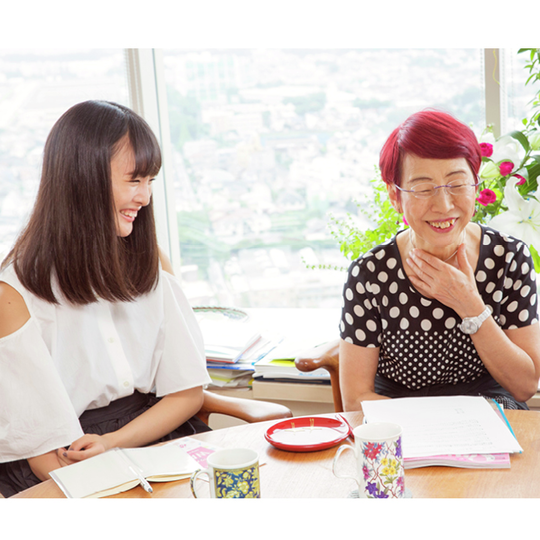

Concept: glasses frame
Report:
left=395, top=176, right=482, bottom=199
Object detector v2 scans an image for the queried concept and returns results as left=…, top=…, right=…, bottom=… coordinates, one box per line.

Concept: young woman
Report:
left=339, top=109, right=540, bottom=411
left=0, top=100, right=211, bottom=497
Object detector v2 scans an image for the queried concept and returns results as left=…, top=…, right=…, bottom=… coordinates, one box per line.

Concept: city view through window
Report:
left=163, top=48, right=486, bottom=308
left=0, top=48, right=533, bottom=310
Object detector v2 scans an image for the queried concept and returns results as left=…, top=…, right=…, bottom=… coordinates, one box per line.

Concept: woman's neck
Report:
left=408, top=228, right=467, bottom=266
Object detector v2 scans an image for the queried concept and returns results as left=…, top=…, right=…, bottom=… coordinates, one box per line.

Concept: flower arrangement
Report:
left=326, top=48, right=540, bottom=272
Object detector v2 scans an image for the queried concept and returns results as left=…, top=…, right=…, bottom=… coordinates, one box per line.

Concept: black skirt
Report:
left=0, top=391, right=211, bottom=498
left=374, top=371, right=529, bottom=410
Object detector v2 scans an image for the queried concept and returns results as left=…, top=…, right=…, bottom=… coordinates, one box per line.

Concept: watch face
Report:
left=461, top=319, right=478, bottom=334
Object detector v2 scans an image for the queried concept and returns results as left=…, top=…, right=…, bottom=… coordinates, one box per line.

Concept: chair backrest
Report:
left=294, top=339, right=342, bottom=412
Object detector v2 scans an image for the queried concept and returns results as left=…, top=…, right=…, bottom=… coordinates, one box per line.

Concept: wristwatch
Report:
left=459, top=307, right=491, bottom=335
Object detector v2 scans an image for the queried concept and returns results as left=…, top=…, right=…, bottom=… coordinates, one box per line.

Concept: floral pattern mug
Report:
left=190, top=448, right=260, bottom=498
left=333, top=422, right=404, bottom=498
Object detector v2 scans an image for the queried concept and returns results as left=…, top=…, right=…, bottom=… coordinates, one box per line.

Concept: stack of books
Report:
left=253, top=337, right=331, bottom=384
left=197, top=314, right=280, bottom=388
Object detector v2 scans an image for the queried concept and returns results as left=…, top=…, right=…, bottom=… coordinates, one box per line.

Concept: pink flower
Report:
left=476, top=189, right=497, bottom=206
left=499, top=161, right=514, bottom=176
left=514, top=174, right=526, bottom=186
left=479, top=142, right=493, bottom=157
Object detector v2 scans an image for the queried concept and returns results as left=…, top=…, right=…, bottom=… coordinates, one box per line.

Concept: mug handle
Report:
left=332, top=443, right=358, bottom=483
left=190, top=468, right=209, bottom=498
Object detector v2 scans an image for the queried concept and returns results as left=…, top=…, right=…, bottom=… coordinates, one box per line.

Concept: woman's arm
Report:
left=339, top=339, right=390, bottom=411
left=407, top=245, right=540, bottom=402
left=59, top=386, right=204, bottom=463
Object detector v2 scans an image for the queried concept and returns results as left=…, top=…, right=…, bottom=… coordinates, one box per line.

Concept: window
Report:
left=0, top=49, right=129, bottom=257
left=162, top=49, right=484, bottom=308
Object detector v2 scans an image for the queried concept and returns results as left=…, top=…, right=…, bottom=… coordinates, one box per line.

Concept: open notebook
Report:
left=50, top=445, right=200, bottom=498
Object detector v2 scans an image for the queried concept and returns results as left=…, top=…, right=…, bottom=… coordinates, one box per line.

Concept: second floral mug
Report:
left=332, top=422, right=405, bottom=498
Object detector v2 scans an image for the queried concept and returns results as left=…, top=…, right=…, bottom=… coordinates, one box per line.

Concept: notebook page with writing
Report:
left=361, top=396, right=523, bottom=459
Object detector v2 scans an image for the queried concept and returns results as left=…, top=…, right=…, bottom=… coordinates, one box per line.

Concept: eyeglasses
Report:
left=395, top=178, right=482, bottom=200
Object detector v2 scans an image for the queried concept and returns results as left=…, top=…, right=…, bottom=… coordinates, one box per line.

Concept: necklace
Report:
left=409, top=230, right=464, bottom=263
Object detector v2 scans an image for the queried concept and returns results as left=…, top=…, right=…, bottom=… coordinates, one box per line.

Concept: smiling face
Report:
left=110, top=138, right=154, bottom=237
left=388, top=154, right=477, bottom=254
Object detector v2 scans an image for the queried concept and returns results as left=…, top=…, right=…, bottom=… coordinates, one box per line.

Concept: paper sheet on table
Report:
left=361, top=396, right=523, bottom=458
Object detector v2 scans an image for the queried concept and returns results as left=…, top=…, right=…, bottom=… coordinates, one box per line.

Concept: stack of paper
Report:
left=361, top=396, right=522, bottom=469
left=198, top=317, right=262, bottom=363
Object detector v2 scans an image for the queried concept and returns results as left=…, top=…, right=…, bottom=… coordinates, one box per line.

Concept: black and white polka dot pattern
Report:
left=340, top=226, right=538, bottom=391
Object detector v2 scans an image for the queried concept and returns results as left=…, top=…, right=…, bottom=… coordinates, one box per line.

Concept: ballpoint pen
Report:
left=117, top=448, right=153, bottom=494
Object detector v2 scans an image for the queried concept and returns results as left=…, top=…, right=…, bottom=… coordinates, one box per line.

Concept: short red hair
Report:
left=379, top=109, right=482, bottom=186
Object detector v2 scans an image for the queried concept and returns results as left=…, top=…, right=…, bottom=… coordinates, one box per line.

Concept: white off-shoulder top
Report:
left=0, top=264, right=211, bottom=462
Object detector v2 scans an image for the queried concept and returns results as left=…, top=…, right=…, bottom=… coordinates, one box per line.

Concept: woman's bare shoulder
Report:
left=0, top=281, right=31, bottom=338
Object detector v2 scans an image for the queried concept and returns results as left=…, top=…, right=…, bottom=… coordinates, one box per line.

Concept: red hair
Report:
left=379, top=109, right=482, bottom=186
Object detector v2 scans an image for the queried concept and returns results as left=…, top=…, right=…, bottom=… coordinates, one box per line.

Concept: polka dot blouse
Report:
left=340, top=225, right=539, bottom=390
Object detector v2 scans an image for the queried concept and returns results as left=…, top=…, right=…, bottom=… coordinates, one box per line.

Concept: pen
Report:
left=117, top=448, right=153, bottom=494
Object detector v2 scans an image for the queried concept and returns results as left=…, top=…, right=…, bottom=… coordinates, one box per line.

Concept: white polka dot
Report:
left=351, top=265, right=360, bottom=277
left=485, top=258, right=495, bottom=270
left=483, top=235, right=492, bottom=245
left=510, top=260, right=517, bottom=272
left=531, top=295, right=537, bottom=306
left=375, top=249, right=386, bottom=260
left=381, top=296, right=389, bottom=307
left=345, top=312, right=354, bottom=325
left=507, top=300, right=518, bottom=312
left=445, top=317, right=456, bottom=329
left=400, top=318, right=409, bottom=330
left=521, top=285, right=531, bottom=297
left=356, top=282, right=365, bottom=294
left=367, top=261, right=375, bottom=272
left=485, top=282, right=496, bottom=294
left=433, top=308, right=444, bottom=319
left=513, top=280, right=522, bottom=290
left=522, top=262, right=530, bottom=275
left=518, top=309, right=530, bottom=322
left=493, top=245, right=505, bottom=257
left=397, top=268, right=406, bottom=280
left=506, top=252, right=514, bottom=263
left=389, top=282, right=398, bottom=294
left=387, top=258, right=397, bottom=269
left=340, top=321, right=345, bottom=332
left=354, top=305, right=365, bottom=317
left=409, top=306, right=420, bottom=318
left=399, top=292, right=408, bottom=305
left=366, top=320, right=377, bottom=332
left=497, top=268, right=504, bottom=278
left=355, top=329, right=366, bottom=341
left=377, top=271, right=388, bottom=283
left=421, top=319, right=432, bottom=331
left=493, top=291, right=503, bottom=303
left=364, top=298, right=372, bottom=310
left=420, top=298, right=432, bottom=307
left=371, top=283, right=381, bottom=295
left=504, top=277, right=513, bottom=289
left=345, top=288, right=353, bottom=301
left=344, top=337, right=353, bottom=344
left=381, top=319, right=388, bottom=329
left=476, top=271, right=487, bottom=282
left=389, top=307, right=400, bottom=318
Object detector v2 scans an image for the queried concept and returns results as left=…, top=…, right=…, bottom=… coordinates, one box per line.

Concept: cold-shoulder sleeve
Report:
left=152, top=273, right=211, bottom=397
left=0, top=318, right=84, bottom=462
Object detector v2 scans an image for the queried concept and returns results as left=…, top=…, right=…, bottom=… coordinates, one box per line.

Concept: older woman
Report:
left=340, top=109, right=540, bottom=411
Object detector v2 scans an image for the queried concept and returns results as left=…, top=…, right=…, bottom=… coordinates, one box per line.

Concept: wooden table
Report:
left=12, top=410, right=540, bottom=499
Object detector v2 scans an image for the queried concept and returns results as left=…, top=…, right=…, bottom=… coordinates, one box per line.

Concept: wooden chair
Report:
left=295, top=338, right=342, bottom=412
left=198, top=390, right=292, bottom=425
